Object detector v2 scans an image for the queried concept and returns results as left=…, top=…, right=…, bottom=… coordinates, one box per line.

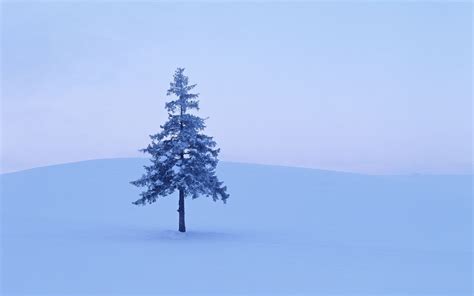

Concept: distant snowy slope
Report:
left=1, top=158, right=472, bottom=295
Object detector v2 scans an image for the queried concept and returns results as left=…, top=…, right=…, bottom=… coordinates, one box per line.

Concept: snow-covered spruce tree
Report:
left=131, top=68, right=229, bottom=232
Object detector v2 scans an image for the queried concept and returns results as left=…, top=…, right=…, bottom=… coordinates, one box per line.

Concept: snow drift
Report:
left=1, top=158, right=471, bottom=295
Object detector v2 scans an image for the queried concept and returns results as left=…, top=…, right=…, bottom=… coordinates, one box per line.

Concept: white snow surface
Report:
left=1, top=158, right=472, bottom=295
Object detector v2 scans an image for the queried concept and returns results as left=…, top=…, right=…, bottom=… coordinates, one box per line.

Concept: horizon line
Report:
left=1, top=157, right=472, bottom=177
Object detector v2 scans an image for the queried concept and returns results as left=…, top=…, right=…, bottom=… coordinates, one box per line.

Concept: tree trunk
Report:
left=178, top=189, right=186, bottom=232
left=177, top=102, right=186, bottom=233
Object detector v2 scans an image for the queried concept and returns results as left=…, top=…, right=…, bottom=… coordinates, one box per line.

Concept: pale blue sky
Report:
left=1, top=1, right=472, bottom=174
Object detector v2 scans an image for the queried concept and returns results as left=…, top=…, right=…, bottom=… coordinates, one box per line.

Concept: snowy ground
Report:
left=1, top=158, right=472, bottom=295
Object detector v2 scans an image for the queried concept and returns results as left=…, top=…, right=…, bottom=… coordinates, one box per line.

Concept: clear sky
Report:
left=1, top=1, right=472, bottom=174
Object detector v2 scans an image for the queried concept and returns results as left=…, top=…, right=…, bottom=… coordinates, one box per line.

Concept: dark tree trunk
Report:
left=178, top=189, right=186, bottom=232
left=177, top=103, right=186, bottom=233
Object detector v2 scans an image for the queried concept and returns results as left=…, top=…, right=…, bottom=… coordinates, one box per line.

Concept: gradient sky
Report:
left=1, top=1, right=472, bottom=174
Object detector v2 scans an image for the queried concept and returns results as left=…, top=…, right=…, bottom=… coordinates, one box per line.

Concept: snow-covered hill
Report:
left=1, top=158, right=471, bottom=295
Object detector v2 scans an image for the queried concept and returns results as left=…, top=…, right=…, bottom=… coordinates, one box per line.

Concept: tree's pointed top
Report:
left=167, top=67, right=191, bottom=96
left=173, top=67, right=187, bottom=83
left=166, top=67, right=200, bottom=113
